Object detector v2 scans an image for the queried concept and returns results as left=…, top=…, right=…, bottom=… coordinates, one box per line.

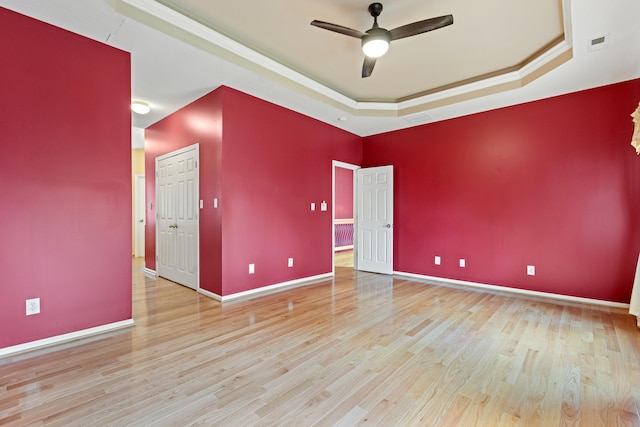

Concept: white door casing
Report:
left=332, top=160, right=359, bottom=273
left=156, top=144, right=199, bottom=289
left=134, top=174, right=145, bottom=257
left=356, top=165, right=394, bottom=274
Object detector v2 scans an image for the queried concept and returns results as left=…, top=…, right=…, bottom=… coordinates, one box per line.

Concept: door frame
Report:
left=155, top=143, right=200, bottom=290
left=332, top=160, right=359, bottom=273
left=134, top=174, right=145, bottom=257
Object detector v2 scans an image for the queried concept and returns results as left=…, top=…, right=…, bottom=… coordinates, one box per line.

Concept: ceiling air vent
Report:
left=588, top=34, right=609, bottom=52
left=403, top=112, right=432, bottom=124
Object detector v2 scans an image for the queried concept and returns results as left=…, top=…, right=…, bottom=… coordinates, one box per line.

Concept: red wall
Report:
left=363, top=79, right=640, bottom=303
left=145, top=87, right=362, bottom=296
left=335, top=167, right=354, bottom=219
left=145, top=89, right=224, bottom=294
left=0, top=8, right=132, bottom=348
left=222, top=88, right=362, bottom=294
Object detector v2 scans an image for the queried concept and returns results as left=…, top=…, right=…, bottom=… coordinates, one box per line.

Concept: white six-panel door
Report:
left=356, top=165, right=393, bottom=274
left=156, top=145, right=199, bottom=289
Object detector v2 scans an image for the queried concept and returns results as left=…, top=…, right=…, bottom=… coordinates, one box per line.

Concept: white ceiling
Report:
left=1, top=0, right=639, bottom=150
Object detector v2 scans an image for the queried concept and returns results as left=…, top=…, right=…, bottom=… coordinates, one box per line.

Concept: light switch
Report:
left=311, top=202, right=315, bottom=211
left=321, top=201, right=327, bottom=211
left=214, top=198, right=218, bottom=208
left=527, top=265, right=535, bottom=276
left=199, top=200, right=204, bottom=209
left=249, top=263, right=255, bottom=274
left=434, top=256, right=441, bottom=265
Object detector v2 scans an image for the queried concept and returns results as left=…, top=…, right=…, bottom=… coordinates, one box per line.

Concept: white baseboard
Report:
left=0, top=319, right=135, bottom=359
left=143, top=268, right=157, bottom=278
left=198, top=273, right=334, bottom=303
left=394, top=271, right=631, bottom=309
left=198, top=287, right=221, bottom=301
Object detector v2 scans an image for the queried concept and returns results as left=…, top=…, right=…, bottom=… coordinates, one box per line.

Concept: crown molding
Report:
left=113, top=0, right=573, bottom=118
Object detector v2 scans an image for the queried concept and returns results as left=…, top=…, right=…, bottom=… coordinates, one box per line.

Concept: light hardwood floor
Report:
left=1, top=258, right=640, bottom=426
left=335, top=249, right=354, bottom=268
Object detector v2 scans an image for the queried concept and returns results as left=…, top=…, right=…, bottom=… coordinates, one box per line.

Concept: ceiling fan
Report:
left=311, top=3, right=453, bottom=78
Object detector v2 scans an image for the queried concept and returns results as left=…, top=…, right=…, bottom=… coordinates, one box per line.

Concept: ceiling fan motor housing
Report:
left=368, top=3, right=383, bottom=18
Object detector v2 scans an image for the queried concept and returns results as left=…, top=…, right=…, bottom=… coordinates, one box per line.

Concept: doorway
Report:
left=333, top=161, right=358, bottom=272
left=332, top=162, right=394, bottom=275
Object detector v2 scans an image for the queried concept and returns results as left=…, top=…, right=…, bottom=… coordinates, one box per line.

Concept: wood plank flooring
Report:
left=334, top=249, right=353, bottom=268
left=1, top=258, right=640, bottom=426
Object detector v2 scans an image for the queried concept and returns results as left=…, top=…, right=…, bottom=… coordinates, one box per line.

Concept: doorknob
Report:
left=385, top=224, right=392, bottom=228
left=139, top=219, right=144, bottom=223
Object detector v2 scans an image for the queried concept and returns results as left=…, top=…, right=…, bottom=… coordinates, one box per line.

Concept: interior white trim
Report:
left=334, top=218, right=354, bottom=225
left=198, top=273, right=334, bottom=303
left=398, top=42, right=572, bottom=112
left=143, top=267, right=157, bottom=278
left=119, top=0, right=355, bottom=108
left=134, top=173, right=146, bottom=258
left=197, top=287, right=221, bottom=302
left=0, top=319, right=135, bottom=359
left=394, top=271, right=631, bottom=309
left=332, top=161, right=359, bottom=274
left=118, top=0, right=573, bottom=116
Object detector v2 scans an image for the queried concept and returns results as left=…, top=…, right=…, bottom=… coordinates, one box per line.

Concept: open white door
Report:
left=356, top=165, right=393, bottom=274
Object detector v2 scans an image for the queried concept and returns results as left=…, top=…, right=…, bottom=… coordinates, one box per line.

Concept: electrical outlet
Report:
left=527, top=265, right=536, bottom=276
left=434, top=256, right=441, bottom=265
left=459, top=259, right=466, bottom=268
left=288, top=258, right=294, bottom=267
left=249, top=263, right=255, bottom=274
left=26, top=298, right=40, bottom=316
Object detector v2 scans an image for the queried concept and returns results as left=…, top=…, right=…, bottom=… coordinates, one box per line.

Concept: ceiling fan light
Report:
left=131, top=100, right=151, bottom=115
left=362, top=28, right=391, bottom=58
left=362, top=39, right=389, bottom=58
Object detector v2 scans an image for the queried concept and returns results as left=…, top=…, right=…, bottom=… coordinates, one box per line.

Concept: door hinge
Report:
left=195, top=160, right=198, bottom=168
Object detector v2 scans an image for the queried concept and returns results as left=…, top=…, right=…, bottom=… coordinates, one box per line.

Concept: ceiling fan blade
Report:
left=310, top=20, right=365, bottom=39
left=389, top=15, right=453, bottom=41
left=362, top=56, right=377, bottom=78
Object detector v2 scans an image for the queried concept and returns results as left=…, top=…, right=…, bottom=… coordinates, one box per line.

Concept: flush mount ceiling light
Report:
left=131, top=100, right=151, bottom=115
